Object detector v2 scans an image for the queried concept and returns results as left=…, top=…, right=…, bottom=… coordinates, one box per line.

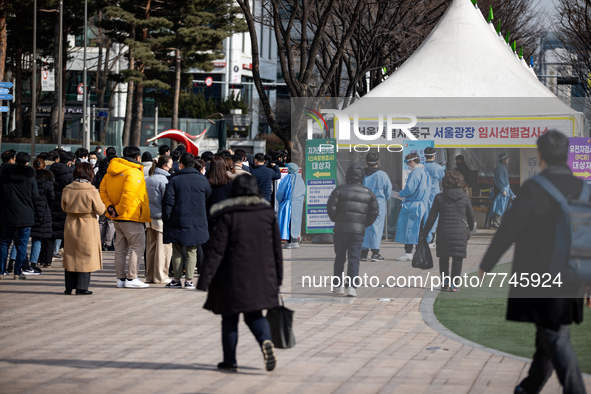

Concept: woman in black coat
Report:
left=197, top=175, right=283, bottom=373
left=421, top=170, right=475, bottom=291
left=30, top=158, right=55, bottom=270
left=205, top=156, right=232, bottom=215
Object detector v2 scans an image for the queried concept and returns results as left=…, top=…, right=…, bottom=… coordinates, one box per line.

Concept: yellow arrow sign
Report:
left=573, top=171, right=591, bottom=178
left=313, top=171, right=330, bottom=178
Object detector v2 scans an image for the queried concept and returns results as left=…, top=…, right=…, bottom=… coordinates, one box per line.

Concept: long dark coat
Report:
left=0, top=164, right=39, bottom=227
left=197, top=196, right=283, bottom=316
left=422, top=188, right=475, bottom=258
left=30, top=169, right=55, bottom=239
left=162, top=167, right=212, bottom=246
left=50, top=161, right=74, bottom=239
left=480, top=165, right=586, bottom=327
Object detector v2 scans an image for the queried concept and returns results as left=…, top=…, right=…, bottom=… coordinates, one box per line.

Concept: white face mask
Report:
left=89, top=159, right=97, bottom=165
left=80, top=158, right=88, bottom=163
left=201, top=168, right=206, bottom=175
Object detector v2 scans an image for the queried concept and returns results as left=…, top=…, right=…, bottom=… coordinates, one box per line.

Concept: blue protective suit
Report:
left=362, top=168, right=393, bottom=250
left=424, top=161, right=446, bottom=241
left=489, top=162, right=514, bottom=217
left=395, top=165, right=430, bottom=245
left=277, top=163, right=306, bottom=240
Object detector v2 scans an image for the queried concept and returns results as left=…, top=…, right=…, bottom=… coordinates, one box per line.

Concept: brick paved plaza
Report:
left=1, top=232, right=589, bottom=393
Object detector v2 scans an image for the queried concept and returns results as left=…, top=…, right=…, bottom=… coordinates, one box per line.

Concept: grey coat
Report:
left=145, top=167, right=169, bottom=219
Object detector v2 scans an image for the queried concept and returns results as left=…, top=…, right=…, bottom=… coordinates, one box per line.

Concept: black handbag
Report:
left=442, top=194, right=471, bottom=240
left=266, top=296, right=296, bottom=349
left=412, top=236, right=434, bottom=269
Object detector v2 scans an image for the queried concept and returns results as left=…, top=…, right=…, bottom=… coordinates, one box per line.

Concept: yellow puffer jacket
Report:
left=99, top=158, right=151, bottom=223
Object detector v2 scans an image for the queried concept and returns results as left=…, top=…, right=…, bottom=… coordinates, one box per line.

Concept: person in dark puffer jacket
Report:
left=421, top=170, right=475, bottom=291
left=49, top=151, right=75, bottom=261
left=327, top=163, right=379, bottom=297
left=30, top=158, right=55, bottom=270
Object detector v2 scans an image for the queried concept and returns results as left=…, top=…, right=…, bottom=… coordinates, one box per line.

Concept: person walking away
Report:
left=145, top=155, right=173, bottom=284
left=94, top=147, right=117, bottom=251
left=394, top=153, right=430, bottom=261
left=0, top=152, right=38, bottom=280
left=206, top=156, right=233, bottom=215
left=250, top=153, right=281, bottom=202
left=197, top=175, right=282, bottom=372
left=327, top=163, right=379, bottom=297
left=30, top=158, right=55, bottom=271
left=163, top=153, right=211, bottom=289
left=231, top=154, right=251, bottom=176
left=141, top=151, right=153, bottom=178
left=423, top=147, right=446, bottom=246
left=49, top=151, right=75, bottom=260
left=454, top=155, right=472, bottom=187
left=277, top=163, right=305, bottom=249
left=100, top=146, right=151, bottom=289
left=62, top=163, right=106, bottom=295
left=421, top=170, right=475, bottom=291
left=479, top=131, right=588, bottom=394
left=360, top=153, right=392, bottom=261
left=489, top=152, right=514, bottom=228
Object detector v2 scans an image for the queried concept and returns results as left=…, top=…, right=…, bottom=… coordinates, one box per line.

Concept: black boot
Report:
left=6, top=259, right=14, bottom=273
left=360, top=250, right=369, bottom=261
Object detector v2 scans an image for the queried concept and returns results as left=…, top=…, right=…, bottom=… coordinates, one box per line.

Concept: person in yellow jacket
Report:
left=100, top=146, right=151, bottom=289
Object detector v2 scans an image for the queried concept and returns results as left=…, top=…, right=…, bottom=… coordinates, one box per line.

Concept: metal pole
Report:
left=57, top=0, right=63, bottom=148
left=83, top=0, right=88, bottom=150
left=30, top=0, right=37, bottom=157
left=154, top=99, right=158, bottom=138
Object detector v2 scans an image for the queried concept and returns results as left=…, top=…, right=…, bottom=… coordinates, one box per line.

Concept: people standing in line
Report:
left=489, top=152, right=514, bottom=228
left=421, top=170, right=475, bottom=291
left=100, top=146, right=151, bottom=289
left=49, top=150, right=75, bottom=262
left=201, top=151, right=214, bottom=174
left=327, top=163, right=379, bottom=297
left=30, top=158, right=55, bottom=271
left=394, top=153, right=430, bottom=261
left=423, top=147, right=446, bottom=245
left=158, top=145, right=170, bottom=158
left=250, top=153, right=281, bottom=202
left=479, top=131, right=588, bottom=394
left=360, top=153, right=393, bottom=262
left=145, top=155, right=173, bottom=284
left=277, top=163, right=305, bottom=249
left=141, top=151, right=153, bottom=179
left=62, top=163, right=106, bottom=295
left=0, top=152, right=38, bottom=280
left=206, top=156, right=233, bottom=215
left=163, top=152, right=211, bottom=289
left=454, top=155, right=472, bottom=187
left=74, top=148, right=89, bottom=165
left=94, top=147, right=117, bottom=251
left=234, top=149, right=252, bottom=172
left=231, top=154, right=251, bottom=176
left=44, top=151, right=58, bottom=169
left=171, top=150, right=181, bottom=173
left=94, top=146, right=104, bottom=161
left=197, top=175, right=282, bottom=372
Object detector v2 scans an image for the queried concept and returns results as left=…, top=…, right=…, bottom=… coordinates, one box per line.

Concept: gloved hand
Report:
left=502, top=191, right=507, bottom=197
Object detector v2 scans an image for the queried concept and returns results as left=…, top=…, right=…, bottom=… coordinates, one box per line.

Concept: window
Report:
left=269, top=29, right=272, bottom=59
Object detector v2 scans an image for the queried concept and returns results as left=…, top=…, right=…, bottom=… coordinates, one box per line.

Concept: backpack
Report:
left=532, top=175, right=591, bottom=282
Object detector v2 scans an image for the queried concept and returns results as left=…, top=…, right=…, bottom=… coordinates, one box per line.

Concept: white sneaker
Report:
left=124, top=278, right=150, bottom=288
left=290, top=242, right=300, bottom=249
left=346, top=287, right=357, bottom=297
left=333, top=286, right=344, bottom=295
left=162, top=278, right=172, bottom=285
left=117, top=279, right=126, bottom=288
left=429, top=243, right=436, bottom=249
left=395, top=253, right=414, bottom=261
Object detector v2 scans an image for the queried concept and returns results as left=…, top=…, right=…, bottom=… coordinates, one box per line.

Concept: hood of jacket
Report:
left=346, top=163, right=365, bottom=184
left=364, top=166, right=380, bottom=176
left=287, top=162, right=299, bottom=174
left=2, top=164, right=35, bottom=183
left=153, top=167, right=170, bottom=178
left=50, top=161, right=73, bottom=178
left=169, top=166, right=199, bottom=179
left=443, top=187, right=466, bottom=202
left=209, top=195, right=270, bottom=218
left=107, top=157, right=143, bottom=176
left=35, top=168, right=55, bottom=182
left=411, top=163, right=424, bottom=172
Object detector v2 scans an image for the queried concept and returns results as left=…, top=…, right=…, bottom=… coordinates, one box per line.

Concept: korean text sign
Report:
left=305, top=139, right=337, bottom=233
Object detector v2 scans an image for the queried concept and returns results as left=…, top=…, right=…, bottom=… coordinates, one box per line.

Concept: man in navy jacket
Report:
left=250, top=153, right=281, bottom=202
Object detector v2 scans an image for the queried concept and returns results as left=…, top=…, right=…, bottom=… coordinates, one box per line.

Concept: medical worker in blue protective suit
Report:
left=360, top=153, right=393, bottom=261
left=277, top=163, right=306, bottom=249
left=423, top=147, right=446, bottom=245
left=394, top=153, right=430, bottom=261
left=489, top=152, right=514, bottom=228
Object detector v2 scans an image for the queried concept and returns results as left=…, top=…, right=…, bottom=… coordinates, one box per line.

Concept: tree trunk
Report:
left=0, top=0, right=7, bottom=144
left=130, top=82, right=143, bottom=146
left=122, top=24, right=135, bottom=146
left=49, top=13, right=60, bottom=143
left=14, top=39, right=22, bottom=137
